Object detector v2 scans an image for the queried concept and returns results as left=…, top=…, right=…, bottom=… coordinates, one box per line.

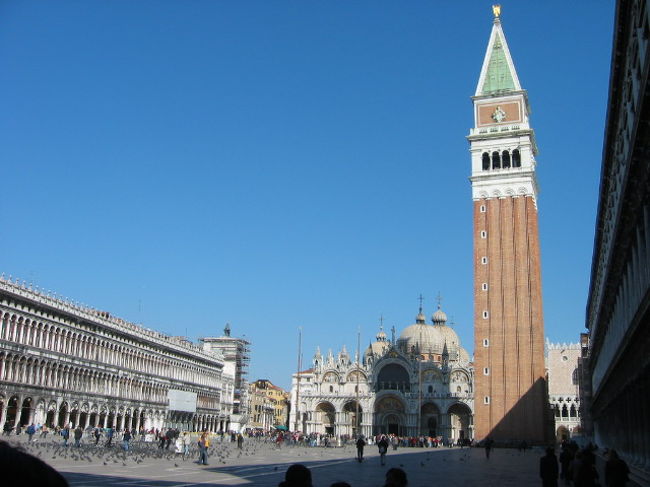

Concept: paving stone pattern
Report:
left=5, top=436, right=545, bottom=486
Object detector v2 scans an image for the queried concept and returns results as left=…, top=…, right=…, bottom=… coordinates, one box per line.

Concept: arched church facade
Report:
left=290, top=304, right=474, bottom=441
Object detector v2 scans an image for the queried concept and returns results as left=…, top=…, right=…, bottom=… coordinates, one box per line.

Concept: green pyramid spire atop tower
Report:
left=475, top=7, right=522, bottom=97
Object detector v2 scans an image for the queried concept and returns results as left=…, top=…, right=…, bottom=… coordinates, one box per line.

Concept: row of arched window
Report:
left=482, top=149, right=521, bottom=170
left=0, top=352, right=222, bottom=411
left=554, top=402, right=579, bottom=419
left=0, top=352, right=168, bottom=403
left=0, top=311, right=221, bottom=388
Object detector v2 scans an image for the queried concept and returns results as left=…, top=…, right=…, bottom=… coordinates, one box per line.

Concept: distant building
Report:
left=248, top=385, right=275, bottom=431
left=251, top=379, right=288, bottom=428
left=290, top=303, right=474, bottom=441
left=200, top=325, right=251, bottom=432
left=0, top=276, right=231, bottom=433
left=584, top=0, right=650, bottom=480
left=546, top=341, right=581, bottom=441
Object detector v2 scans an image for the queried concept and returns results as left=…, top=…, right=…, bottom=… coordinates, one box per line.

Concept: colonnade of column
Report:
left=594, top=371, right=650, bottom=473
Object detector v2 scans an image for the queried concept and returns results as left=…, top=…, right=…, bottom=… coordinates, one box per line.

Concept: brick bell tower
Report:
left=468, top=5, right=548, bottom=444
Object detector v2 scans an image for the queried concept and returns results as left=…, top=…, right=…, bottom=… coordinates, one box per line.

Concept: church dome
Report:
left=398, top=323, right=444, bottom=354
left=437, top=324, right=460, bottom=349
left=376, top=328, right=387, bottom=342
left=431, top=305, right=448, bottom=325
left=366, top=340, right=390, bottom=358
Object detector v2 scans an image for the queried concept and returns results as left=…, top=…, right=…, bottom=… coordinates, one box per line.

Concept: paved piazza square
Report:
left=5, top=436, right=543, bottom=486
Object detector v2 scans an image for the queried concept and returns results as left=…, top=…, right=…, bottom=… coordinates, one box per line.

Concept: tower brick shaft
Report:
left=468, top=10, right=548, bottom=444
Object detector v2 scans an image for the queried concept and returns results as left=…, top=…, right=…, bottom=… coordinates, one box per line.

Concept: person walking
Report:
left=122, top=429, right=132, bottom=451
left=540, top=447, right=559, bottom=487
left=26, top=423, right=36, bottom=442
left=93, top=428, right=101, bottom=445
left=61, top=426, right=70, bottom=447
left=573, top=449, right=599, bottom=487
left=605, top=449, right=629, bottom=487
left=355, top=436, right=366, bottom=462
left=198, top=432, right=210, bottom=465
left=559, top=445, right=574, bottom=484
left=73, top=425, right=83, bottom=447
left=105, top=427, right=114, bottom=447
left=484, top=437, right=494, bottom=459
left=237, top=433, right=244, bottom=449
left=378, top=435, right=389, bottom=466
left=181, top=432, right=190, bottom=460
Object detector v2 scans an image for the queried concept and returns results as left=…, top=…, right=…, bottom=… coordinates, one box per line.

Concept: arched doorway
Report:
left=19, top=397, right=33, bottom=426
left=131, top=409, right=139, bottom=430
left=79, top=404, right=89, bottom=429
left=374, top=395, right=406, bottom=436
left=5, top=396, right=19, bottom=426
left=57, top=402, right=68, bottom=427
left=34, top=400, right=46, bottom=426
left=99, top=407, right=108, bottom=428
left=421, top=403, right=440, bottom=436
left=342, top=401, right=363, bottom=436
left=315, top=402, right=336, bottom=435
left=384, top=414, right=401, bottom=435
left=448, top=403, right=472, bottom=441
left=46, top=402, right=57, bottom=427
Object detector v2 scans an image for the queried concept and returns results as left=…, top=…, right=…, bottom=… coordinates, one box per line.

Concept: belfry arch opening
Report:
left=502, top=150, right=511, bottom=168
left=492, top=151, right=501, bottom=169
left=482, top=152, right=490, bottom=170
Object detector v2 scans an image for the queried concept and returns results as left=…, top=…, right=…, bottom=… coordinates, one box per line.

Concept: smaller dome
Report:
left=365, top=340, right=390, bottom=357
left=415, top=311, right=426, bottom=324
left=432, top=305, right=447, bottom=324
left=376, top=327, right=387, bottom=342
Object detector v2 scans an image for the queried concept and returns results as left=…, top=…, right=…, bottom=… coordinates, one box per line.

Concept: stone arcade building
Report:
left=0, top=276, right=234, bottom=433
left=585, top=0, right=650, bottom=481
left=290, top=304, right=474, bottom=442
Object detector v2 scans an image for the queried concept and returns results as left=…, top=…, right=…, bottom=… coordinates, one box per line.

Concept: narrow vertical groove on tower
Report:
left=468, top=9, right=549, bottom=444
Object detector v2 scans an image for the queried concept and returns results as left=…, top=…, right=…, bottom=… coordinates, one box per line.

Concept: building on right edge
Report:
left=468, top=6, right=549, bottom=444
left=584, top=0, right=650, bottom=480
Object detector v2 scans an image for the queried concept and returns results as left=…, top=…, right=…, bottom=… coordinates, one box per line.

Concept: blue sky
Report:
left=0, top=1, right=615, bottom=389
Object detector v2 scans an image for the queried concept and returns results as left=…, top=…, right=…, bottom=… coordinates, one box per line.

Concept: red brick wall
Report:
left=473, top=196, right=547, bottom=443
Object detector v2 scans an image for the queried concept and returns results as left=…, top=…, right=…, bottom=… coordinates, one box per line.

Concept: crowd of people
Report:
left=540, top=439, right=631, bottom=487
left=1, top=421, right=635, bottom=486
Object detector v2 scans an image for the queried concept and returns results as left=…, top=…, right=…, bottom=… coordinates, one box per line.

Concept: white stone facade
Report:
left=0, top=277, right=233, bottom=433
left=290, top=307, right=474, bottom=441
left=546, top=341, right=581, bottom=440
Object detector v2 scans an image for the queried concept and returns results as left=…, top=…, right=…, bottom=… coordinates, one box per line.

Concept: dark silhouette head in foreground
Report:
left=279, top=463, right=313, bottom=487
left=385, top=467, right=408, bottom=487
left=0, top=441, right=68, bottom=487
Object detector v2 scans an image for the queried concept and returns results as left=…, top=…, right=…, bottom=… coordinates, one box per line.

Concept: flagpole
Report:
left=355, top=326, right=360, bottom=437
left=294, top=327, right=302, bottom=432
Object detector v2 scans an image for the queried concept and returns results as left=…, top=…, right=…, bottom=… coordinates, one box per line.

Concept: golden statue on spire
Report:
left=492, top=4, right=501, bottom=18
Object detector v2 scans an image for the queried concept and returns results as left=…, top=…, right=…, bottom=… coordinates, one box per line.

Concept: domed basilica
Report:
left=289, top=301, right=474, bottom=441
